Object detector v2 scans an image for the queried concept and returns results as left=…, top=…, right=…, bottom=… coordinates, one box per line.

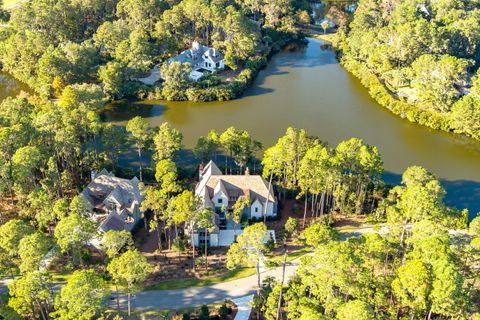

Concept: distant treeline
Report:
left=336, top=0, right=480, bottom=140
left=0, top=0, right=311, bottom=102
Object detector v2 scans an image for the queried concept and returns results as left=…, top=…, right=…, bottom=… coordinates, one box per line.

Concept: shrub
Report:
left=199, top=305, right=209, bottom=320
left=218, top=302, right=229, bottom=319
left=265, top=233, right=275, bottom=253
left=0, top=306, right=23, bottom=320
left=172, top=237, right=186, bottom=253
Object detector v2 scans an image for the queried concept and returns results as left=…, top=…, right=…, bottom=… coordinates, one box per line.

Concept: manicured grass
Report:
left=49, top=271, right=75, bottom=283
left=269, top=247, right=311, bottom=264
left=145, top=267, right=256, bottom=291
left=2, top=0, right=25, bottom=9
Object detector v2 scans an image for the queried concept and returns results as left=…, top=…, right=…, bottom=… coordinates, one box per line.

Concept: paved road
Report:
left=111, top=225, right=390, bottom=310
left=112, top=257, right=302, bottom=310
left=2, top=225, right=396, bottom=311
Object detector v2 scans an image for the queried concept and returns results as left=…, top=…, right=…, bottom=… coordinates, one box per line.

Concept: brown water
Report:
left=0, top=72, right=30, bottom=99
left=103, top=38, right=480, bottom=217
left=104, top=39, right=480, bottom=181
left=1, top=38, right=478, bottom=216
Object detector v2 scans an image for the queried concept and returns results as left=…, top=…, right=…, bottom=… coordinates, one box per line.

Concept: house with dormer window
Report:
left=167, top=41, right=225, bottom=81
left=192, top=161, right=277, bottom=247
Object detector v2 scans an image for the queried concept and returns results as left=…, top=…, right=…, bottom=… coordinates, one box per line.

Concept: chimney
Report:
left=245, top=167, right=250, bottom=176
left=192, top=40, right=200, bottom=51
left=199, top=163, right=205, bottom=180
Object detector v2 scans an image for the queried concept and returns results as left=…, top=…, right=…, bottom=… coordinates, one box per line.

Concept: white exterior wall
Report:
left=212, top=191, right=228, bottom=208
left=250, top=200, right=263, bottom=219
left=201, top=57, right=224, bottom=72
left=215, top=230, right=276, bottom=247
left=194, top=229, right=276, bottom=247
left=210, top=233, right=219, bottom=247
left=218, top=230, right=236, bottom=246
left=266, top=202, right=275, bottom=216
left=193, top=232, right=220, bottom=247
left=250, top=200, right=276, bottom=219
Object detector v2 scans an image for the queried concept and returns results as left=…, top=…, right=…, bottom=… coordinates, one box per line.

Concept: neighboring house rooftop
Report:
left=169, top=41, right=224, bottom=66
left=80, top=169, right=144, bottom=233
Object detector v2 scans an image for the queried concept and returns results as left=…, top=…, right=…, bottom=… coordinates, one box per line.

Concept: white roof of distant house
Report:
left=169, top=41, right=224, bottom=66
left=195, top=161, right=275, bottom=206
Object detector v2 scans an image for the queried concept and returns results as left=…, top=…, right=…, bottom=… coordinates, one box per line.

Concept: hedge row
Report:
left=146, top=55, right=268, bottom=102
left=341, top=58, right=454, bottom=133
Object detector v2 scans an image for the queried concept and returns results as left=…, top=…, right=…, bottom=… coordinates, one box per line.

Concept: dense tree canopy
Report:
left=339, top=0, right=480, bottom=140
left=0, top=0, right=305, bottom=101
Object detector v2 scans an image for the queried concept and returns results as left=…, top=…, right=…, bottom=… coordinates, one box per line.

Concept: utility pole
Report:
left=276, top=248, right=288, bottom=320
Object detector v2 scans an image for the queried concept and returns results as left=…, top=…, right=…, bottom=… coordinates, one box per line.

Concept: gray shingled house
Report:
left=80, top=169, right=144, bottom=234
left=168, top=41, right=225, bottom=81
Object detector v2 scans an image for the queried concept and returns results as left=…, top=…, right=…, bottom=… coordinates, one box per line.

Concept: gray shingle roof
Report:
left=195, top=161, right=275, bottom=204
left=80, top=169, right=144, bottom=233
left=169, top=42, right=224, bottom=66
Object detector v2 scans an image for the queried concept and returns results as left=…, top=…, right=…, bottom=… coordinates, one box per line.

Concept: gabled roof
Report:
left=80, top=169, right=144, bottom=233
left=195, top=162, right=275, bottom=205
left=202, top=160, right=222, bottom=177
left=214, top=180, right=229, bottom=198
left=81, top=170, right=144, bottom=210
left=169, top=42, right=224, bottom=66
left=196, top=160, right=223, bottom=196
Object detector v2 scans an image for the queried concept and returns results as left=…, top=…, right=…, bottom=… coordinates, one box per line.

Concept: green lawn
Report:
left=270, top=247, right=310, bottom=264
left=2, top=0, right=25, bottom=9
left=145, top=267, right=256, bottom=291
left=50, top=271, right=75, bottom=283
left=146, top=247, right=310, bottom=291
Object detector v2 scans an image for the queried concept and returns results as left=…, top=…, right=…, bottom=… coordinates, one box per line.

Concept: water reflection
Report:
left=86, top=38, right=480, bottom=217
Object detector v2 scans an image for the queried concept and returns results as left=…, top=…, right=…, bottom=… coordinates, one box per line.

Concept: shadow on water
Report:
left=102, top=101, right=167, bottom=122
left=383, top=172, right=480, bottom=220
left=96, top=37, right=480, bottom=220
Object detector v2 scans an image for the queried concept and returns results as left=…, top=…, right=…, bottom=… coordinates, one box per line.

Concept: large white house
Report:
left=192, top=161, right=277, bottom=247
left=80, top=169, right=144, bottom=234
left=168, top=41, right=225, bottom=81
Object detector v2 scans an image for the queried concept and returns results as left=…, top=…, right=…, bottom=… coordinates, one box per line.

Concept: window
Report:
left=218, top=198, right=223, bottom=204
left=255, top=207, right=258, bottom=213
